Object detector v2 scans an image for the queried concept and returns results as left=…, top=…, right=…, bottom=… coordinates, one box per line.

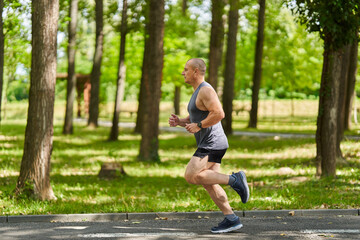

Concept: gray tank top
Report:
left=187, top=81, right=229, bottom=150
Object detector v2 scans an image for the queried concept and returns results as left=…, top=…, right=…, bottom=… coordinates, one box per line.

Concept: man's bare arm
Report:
left=169, top=114, right=190, bottom=127
left=178, top=115, right=191, bottom=127
left=197, top=86, right=225, bottom=128
left=185, top=86, right=225, bottom=134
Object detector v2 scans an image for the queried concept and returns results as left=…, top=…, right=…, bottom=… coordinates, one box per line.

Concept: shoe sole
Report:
left=211, top=223, right=243, bottom=234
left=239, top=171, right=250, bottom=203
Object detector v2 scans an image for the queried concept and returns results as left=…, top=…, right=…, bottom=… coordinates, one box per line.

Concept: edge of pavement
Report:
left=2, top=209, right=359, bottom=223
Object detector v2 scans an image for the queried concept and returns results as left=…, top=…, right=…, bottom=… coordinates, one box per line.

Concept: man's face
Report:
left=182, top=62, right=195, bottom=84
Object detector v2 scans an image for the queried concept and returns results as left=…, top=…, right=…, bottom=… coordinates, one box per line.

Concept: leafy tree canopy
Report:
left=287, top=0, right=360, bottom=50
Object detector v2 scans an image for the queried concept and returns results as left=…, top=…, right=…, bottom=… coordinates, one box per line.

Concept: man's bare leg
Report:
left=184, top=155, right=229, bottom=185
left=184, top=156, right=233, bottom=215
left=184, top=156, right=244, bottom=233
left=202, top=163, right=233, bottom=215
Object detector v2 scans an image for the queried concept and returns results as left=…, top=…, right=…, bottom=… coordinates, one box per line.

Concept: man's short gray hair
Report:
left=187, top=58, right=206, bottom=76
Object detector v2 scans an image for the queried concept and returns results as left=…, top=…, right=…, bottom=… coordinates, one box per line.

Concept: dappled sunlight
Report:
left=53, top=136, right=93, bottom=145
left=159, top=133, right=185, bottom=140
left=56, top=170, right=98, bottom=176
left=0, top=170, right=19, bottom=177
left=118, top=135, right=141, bottom=141
left=124, top=165, right=184, bottom=178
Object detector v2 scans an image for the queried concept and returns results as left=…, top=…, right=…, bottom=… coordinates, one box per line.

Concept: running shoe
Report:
left=230, top=171, right=250, bottom=203
left=211, top=216, right=243, bottom=233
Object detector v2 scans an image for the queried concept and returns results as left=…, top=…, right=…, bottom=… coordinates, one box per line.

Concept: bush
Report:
left=6, top=80, right=29, bottom=102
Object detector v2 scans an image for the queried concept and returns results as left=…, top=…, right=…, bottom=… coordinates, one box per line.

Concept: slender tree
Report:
left=138, top=0, right=164, bottom=162
left=182, top=0, right=187, bottom=12
left=172, top=0, right=189, bottom=116
left=0, top=0, right=4, bottom=123
left=207, top=0, right=225, bottom=91
left=15, top=0, right=59, bottom=200
left=248, top=0, right=266, bottom=128
left=63, top=0, right=78, bottom=134
left=134, top=1, right=149, bottom=134
left=344, top=31, right=358, bottom=130
left=88, top=0, right=104, bottom=127
left=222, top=0, right=239, bottom=135
left=174, top=86, right=180, bottom=115
left=109, top=0, right=128, bottom=141
left=336, top=44, right=351, bottom=161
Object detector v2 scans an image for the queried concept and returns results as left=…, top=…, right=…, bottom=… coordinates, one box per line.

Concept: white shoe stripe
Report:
left=211, top=224, right=243, bottom=234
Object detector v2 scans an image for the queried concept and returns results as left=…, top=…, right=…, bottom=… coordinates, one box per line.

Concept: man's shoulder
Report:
left=198, top=85, right=216, bottom=97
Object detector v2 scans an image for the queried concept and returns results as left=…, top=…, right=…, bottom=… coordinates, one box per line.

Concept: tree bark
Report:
left=63, top=0, right=78, bottom=134
left=182, top=0, right=187, bottom=14
left=138, top=0, right=164, bottom=162
left=109, top=0, right=127, bottom=141
left=134, top=24, right=149, bottom=134
left=208, top=0, right=225, bottom=91
left=315, top=35, right=343, bottom=178
left=222, top=0, right=239, bottom=135
left=344, top=33, right=358, bottom=130
left=174, top=86, right=181, bottom=115
left=0, top=0, right=4, bottom=123
left=248, top=0, right=266, bottom=128
left=336, top=44, right=351, bottom=161
left=88, top=0, right=104, bottom=127
left=15, top=0, right=59, bottom=200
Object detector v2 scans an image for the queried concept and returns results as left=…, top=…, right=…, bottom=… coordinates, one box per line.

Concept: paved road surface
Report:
left=1, top=215, right=359, bottom=240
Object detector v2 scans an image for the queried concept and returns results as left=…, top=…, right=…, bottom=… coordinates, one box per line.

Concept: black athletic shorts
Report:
left=193, top=148, right=227, bottom=164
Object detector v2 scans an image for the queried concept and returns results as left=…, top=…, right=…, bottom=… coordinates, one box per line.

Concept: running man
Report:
left=168, top=58, right=250, bottom=233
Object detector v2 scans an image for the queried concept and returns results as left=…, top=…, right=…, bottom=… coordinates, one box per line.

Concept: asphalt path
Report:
left=1, top=215, right=360, bottom=240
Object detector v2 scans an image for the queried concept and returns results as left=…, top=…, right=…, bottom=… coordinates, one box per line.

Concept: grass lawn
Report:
left=0, top=100, right=359, bottom=216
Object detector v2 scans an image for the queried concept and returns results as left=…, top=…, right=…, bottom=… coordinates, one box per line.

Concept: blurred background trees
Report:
left=1, top=0, right=359, bottom=189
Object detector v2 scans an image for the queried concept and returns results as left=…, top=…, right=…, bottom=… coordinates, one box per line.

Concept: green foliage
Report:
left=6, top=79, right=29, bottom=101
left=2, top=0, right=31, bottom=102
left=235, top=0, right=323, bottom=99
left=287, top=0, right=360, bottom=49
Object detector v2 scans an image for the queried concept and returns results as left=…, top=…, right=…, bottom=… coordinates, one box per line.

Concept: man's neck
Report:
left=192, top=79, right=205, bottom=91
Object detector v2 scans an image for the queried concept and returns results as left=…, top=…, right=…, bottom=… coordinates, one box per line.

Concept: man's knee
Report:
left=184, top=171, right=200, bottom=185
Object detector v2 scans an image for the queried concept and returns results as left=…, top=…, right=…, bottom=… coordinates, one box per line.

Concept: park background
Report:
left=0, top=0, right=359, bottom=216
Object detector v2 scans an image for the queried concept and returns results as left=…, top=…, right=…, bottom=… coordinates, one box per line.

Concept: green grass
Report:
left=0, top=100, right=359, bottom=216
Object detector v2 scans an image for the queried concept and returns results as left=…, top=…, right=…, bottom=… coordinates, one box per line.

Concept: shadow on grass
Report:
left=2, top=170, right=360, bottom=215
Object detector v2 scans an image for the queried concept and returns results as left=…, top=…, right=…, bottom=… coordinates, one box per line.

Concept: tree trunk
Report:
left=109, top=0, right=127, bottom=141
left=182, top=0, right=187, bottom=14
left=208, top=0, right=225, bottom=91
left=88, top=0, right=104, bottom=127
left=344, top=33, right=358, bottom=130
left=248, top=0, right=266, bottom=129
left=315, top=36, right=343, bottom=178
left=63, top=0, right=78, bottom=134
left=138, top=0, right=164, bottom=162
left=174, top=86, right=181, bottom=115
left=15, top=0, right=59, bottom=200
left=134, top=25, right=149, bottom=134
left=354, top=96, right=358, bottom=125
left=336, top=44, right=351, bottom=161
left=222, top=0, right=239, bottom=135
left=0, top=0, right=4, bottom=123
